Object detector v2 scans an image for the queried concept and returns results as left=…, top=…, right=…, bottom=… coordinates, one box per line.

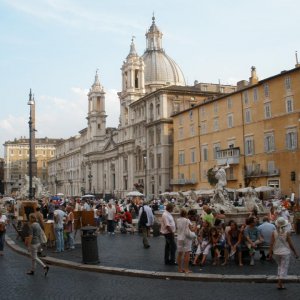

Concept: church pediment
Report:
left=103, top=137, right=117, bottom=151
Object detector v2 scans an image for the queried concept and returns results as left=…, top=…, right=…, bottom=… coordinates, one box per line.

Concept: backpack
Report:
left=139, top=206, right=148, bottom=227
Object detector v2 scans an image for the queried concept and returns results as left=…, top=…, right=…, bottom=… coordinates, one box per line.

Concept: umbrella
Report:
left=126, top=191, right=144, bottom=197
left=169, top=192, right=179, bottom=196
left=254, top=186, right=274, bottom=193
left=236, top=187, right=252, bottom=193
left=159, top=192, right=170, bottom=196
left=56, top=193, right=64, bottom=196
left=194, top=189, right=214, bottom=195
left=180, top=191, right=192, bottom=196
left=81, top=194, right=95, bottom=198
left=2, top=196, right=15, bottom=202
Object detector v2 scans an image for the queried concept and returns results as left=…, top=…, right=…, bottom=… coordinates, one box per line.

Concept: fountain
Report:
left=18, top=174, right=49, bottom=199
left=210, top=164, right=268, bottom=224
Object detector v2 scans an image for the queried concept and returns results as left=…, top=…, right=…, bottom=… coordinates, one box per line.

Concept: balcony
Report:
left=170, top=178, right=198, bottom=185
left=245, top=169, right=280, bottom=178
left=216, top=147, right=240, bottom=165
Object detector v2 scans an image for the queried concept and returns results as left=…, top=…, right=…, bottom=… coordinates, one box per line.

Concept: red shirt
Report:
left=124, top=211, right=132, bottom=224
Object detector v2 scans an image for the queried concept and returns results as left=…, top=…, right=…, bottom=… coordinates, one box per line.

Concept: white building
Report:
left=48, top=17, right=234, bottom=199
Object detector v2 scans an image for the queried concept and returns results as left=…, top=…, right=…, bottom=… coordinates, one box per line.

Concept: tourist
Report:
left=211, top=226, right=222, bottom=266
left=202, top=207, right=215, bottom=227
left=258, top=216, right=276, bottom=260
left=227, top=221, right=244, bottom=266
left=65, top=205, right=75, bottom=250
left=269, top=217, right=299, bottom=290
left=244, top=217, right=263, bottom=266
left=83, top=200, right=91, bottom=211
left=35, top=206, right=45, bottom=231
left=138, top=200, right=154, bottom=248
left=107, top=201, right=116, bottom=235
left=47, top=199, right=55, bottom=220
left=160, top=203, right=177, bottom=264
left=0, top=211, right=8, bottom=256
left=193, top=220, right=211, bottom=267
left=25, top=214, right=49, bottom=276
left=279, top=207, right=292, bottom=232
left=269, top=205, right=277, bottom=223
left=176, top=208, right=195, bottom=273
left=53, top=205, right=67, bottom=252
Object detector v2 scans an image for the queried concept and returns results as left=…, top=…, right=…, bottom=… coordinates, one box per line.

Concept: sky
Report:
left=1, top=0, right=300, bottom=157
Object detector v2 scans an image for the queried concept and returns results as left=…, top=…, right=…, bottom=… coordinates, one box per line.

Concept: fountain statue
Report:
left=244, top=187, right=264, bottom=212
left=210, top=163, right=233, bottom=212
left=18, top=175, right=48, bottom=199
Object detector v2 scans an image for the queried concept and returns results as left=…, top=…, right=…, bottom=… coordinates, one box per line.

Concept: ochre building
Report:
left=172, top=65, right=300, bottom=198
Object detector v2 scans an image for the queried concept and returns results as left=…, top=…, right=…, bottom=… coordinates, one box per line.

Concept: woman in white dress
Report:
left=269, top=217, right=298, bottom=289
left=176, top=209, right=195, bottom=273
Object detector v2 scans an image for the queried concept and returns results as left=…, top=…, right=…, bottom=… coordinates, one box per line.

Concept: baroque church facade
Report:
left=48, top=17, right=235, bottom=199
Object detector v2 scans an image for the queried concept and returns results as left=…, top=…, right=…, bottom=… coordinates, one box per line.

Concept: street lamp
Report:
left=28, top=89, right=35, bottom=200
left=88, top=174, right=93, bottom=194
left=143, top=154, right=147, bottom=198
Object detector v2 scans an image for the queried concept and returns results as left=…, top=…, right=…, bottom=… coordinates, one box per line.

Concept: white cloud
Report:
left=0, top=115, right=28, bottom=141
left=5, top=0, right=144, bottom=34
left=0, top=86, right=120, bottom=156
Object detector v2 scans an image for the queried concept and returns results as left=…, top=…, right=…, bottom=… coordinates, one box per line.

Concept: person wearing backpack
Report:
left=138, top=201, right=154, bottom=249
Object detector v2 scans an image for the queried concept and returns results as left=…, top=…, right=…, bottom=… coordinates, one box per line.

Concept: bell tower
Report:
left=87, top=70, right=107, bottom=139
left=119, top=37, right=145, bottom=128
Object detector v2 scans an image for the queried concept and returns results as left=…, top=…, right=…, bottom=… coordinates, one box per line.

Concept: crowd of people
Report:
left=156, top=201, right=299, bottom=290
left=0, top=194, right=299, bottom=288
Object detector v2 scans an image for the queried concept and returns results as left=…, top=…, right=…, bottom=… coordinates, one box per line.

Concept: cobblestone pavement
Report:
left=8, top=227, right=300, bottom=276
left=0, top=246, right=300, bottom=300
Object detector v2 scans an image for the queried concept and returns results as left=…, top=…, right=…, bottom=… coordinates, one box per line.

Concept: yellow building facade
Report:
left=172, top=66, right=300, bottom=198
left=3, top=137, right=60, bottom=195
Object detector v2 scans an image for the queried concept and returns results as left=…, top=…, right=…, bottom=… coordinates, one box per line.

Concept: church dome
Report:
left=142, top=17, right=186, bottom=87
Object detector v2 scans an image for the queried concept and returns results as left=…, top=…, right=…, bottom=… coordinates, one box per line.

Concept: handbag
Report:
left=40, top=229, right=48, bottom=244
left=185, top=223, right=196, bottom=240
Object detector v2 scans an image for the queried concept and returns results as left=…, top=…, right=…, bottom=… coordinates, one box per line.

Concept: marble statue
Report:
left=211, top=163, right=233, bottom=212
left=244, top=187, right=264, bottom=212
left=18, top=175, right=48, bottom=199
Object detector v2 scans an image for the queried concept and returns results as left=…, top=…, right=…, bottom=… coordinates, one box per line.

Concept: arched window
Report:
left=135, top=70, right=139, bottom=88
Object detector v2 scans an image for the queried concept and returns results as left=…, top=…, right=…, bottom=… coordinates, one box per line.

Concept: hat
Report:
left=275, top=217, right=288, bottom=228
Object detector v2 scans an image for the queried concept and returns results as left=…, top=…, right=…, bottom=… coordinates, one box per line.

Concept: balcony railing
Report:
left=170, top=178, right=197, bottom=185
left=245, top=169, right=280, bottom=178
left=216, top=147, right=240, bottom=165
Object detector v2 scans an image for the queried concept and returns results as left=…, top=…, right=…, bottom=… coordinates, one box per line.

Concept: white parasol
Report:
left=126, top=191, right=144, bottom=197
left=254, top=186, right=275, bottom=193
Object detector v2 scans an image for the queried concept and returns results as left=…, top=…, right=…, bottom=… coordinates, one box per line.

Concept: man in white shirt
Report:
left=107, top=202, right=116, bottom=235
left=160, top=203, right=177, bottom=265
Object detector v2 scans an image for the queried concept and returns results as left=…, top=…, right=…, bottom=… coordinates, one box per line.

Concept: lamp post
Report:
left=87, top=159, right=93, bottom=194
left=88, top=173, right=93, bottom=194
left=28, top=89, right=35, bottom=200
left=143, top=154, right=147, bottom=199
